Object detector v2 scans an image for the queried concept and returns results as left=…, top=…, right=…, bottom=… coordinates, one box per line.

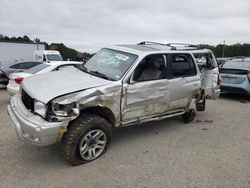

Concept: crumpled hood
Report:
left=21, top=69, right=112, bottom=104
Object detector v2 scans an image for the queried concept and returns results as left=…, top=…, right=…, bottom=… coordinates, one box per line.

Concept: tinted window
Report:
left=10, top=62, right=41, bottom=69
left=25, top=64, right=51, bottom=74
left=171, top=54, right=196, bottom=78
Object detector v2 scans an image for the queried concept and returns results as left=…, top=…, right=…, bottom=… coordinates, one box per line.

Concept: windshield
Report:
left=84, top=48, right=138, bottom=80
left=46, top=54, right=63, bottom=61
left=223, top=60, right=250, bottom=69
left=25, top=64, right=51, bottom=74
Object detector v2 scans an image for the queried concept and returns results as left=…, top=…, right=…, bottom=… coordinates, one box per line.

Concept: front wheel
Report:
left=62, top=114, right=112, bottom=166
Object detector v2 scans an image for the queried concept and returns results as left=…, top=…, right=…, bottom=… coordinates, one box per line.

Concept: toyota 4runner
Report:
left=7, top=42, right=220, bottom=165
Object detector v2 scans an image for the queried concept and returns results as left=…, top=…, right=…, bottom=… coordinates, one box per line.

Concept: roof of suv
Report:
left=107, top=42, right=212, bottom=55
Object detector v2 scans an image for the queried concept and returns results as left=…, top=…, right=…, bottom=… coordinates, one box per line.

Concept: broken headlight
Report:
left=34, top=100, right=46, bottom=118
left=52, top=102, right=78, bottom=117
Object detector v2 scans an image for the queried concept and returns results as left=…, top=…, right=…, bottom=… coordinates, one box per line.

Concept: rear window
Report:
left=10, top=62, right=41, bottom=69
left=25, top=64, right=51, bottom=74
left=223, top=60, right=250, bottom=69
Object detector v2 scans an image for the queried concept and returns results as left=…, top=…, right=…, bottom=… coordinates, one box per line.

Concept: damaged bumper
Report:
left=206, top=88, right=221, bottom=100
left=7, top=95, right=66, bottom=146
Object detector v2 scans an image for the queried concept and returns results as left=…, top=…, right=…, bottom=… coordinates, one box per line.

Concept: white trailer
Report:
left=0, top=41, right=45, bottom=65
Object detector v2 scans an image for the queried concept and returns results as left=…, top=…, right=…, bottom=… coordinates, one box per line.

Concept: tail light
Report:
left=15, top=77, right=24, bottom=84
left=248, top=70, right=250, bottom=83
left=217, top=74, right=221, bottom=86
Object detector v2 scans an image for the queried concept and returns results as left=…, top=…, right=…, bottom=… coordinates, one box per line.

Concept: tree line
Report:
left=1, top=34, right=250, bottom=58
left=0, top=34, right=93, bottom=61
left=200, top=43, right=250, bottom=57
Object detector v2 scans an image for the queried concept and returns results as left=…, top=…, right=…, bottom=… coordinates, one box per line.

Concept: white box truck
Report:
left=0, top=41, right=45, bottom=65
left=0, top=41, right=64, bottom=67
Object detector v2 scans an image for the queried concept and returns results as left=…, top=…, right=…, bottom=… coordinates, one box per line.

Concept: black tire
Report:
left=182, top=109, right=196, bottom=124
left=196, top=99, right=206, bottom=111
left=62, top=114, right=112, bottom=166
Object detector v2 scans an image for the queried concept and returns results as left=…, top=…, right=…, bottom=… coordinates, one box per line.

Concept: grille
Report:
left=21, top=89, right=34, bottom=111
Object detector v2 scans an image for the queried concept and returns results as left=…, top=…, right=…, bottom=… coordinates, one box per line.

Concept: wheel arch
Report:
left=79, top=106, right=116, bottom=127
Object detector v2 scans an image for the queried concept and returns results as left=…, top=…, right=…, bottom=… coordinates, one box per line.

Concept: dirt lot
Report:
left=0, top=87, right=250, bottom=188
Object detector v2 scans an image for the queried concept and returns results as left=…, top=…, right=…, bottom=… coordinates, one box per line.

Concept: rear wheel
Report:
left=196, top=99, right=206, bottom=111
left=182, top=109, right=196, bottom=124
left=62, top=114, right=112, bottom=166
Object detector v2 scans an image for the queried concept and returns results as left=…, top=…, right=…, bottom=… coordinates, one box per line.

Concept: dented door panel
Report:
left=121, top=79, right=170, bottom=124
left=168, top=76, right=201, bottom=110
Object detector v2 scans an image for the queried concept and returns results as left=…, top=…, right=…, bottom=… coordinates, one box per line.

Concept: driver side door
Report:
left=121, top=54, right=170, bottom=125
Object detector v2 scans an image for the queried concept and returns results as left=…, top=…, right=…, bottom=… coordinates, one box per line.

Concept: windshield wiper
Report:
left=78, top=64, right=89, bottom=73
left=89, top=70, right=115, bottom=81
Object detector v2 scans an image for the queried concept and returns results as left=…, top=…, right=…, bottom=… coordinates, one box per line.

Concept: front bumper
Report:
left=7, top=95, right=67, bottom=146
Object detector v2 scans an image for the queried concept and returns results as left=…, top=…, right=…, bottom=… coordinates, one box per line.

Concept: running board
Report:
left=122, top=110, right=185, bottom=127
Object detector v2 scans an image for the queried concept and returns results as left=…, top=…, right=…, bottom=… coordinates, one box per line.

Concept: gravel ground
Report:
left=0, top=87, right=250, bottom=188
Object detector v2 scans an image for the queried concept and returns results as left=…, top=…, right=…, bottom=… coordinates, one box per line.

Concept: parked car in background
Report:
left=217, top=58, right=228, bottom=67
left=7, top=61, right=82, bottom=95
left=0, top=61, right=42, bottom=85
left=220, top=57, right=250, bottom=95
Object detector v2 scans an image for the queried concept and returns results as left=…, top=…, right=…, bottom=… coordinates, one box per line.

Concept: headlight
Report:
left=52, top=102, right=78, bottom=117
left=34, top=100, right=46, bottom=118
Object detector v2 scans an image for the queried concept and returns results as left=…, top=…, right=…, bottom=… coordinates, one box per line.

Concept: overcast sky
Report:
left=1, top=0, right=250, bottom=52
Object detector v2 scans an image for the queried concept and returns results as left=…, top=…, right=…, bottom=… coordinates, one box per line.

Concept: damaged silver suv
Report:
left=7, top=42, right=220, bottom=165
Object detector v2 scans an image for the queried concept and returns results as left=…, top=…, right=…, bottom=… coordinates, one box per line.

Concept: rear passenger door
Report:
left=168, top=53, right=201, bottom=110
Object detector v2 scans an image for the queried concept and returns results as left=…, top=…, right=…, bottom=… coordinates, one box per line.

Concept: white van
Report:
left=33, top=50, right=63, bottom=62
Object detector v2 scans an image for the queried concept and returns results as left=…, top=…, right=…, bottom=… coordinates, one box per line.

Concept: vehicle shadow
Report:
left=111, top=116, right=185, bottom=147
left=219, top=92, right=250, bottom=103
left=25, top=116, right=186, bottom=167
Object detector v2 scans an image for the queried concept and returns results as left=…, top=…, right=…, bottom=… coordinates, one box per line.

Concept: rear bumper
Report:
left=7, top=84, right=18, bottom=96
left=7, top=95, right=67, bottom=146
left=220, top=86, right=250, bottom=95
left=206, top=88, right=221, bottom=100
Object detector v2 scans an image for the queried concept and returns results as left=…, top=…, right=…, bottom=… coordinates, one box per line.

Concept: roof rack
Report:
left=166, top=43, right=203, bottom=50
left=137, top=41, right=167, bottom=46
left=137, top=41, right=204, bottom=51
left=137, top=41, right=176, bottom=50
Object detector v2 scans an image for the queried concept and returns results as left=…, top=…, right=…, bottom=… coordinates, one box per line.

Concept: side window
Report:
left=194, top=53, right=217, bottom=71
left=133, top=55, right=166, bottom=82
left=171, top=54, right=196, bottom=78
